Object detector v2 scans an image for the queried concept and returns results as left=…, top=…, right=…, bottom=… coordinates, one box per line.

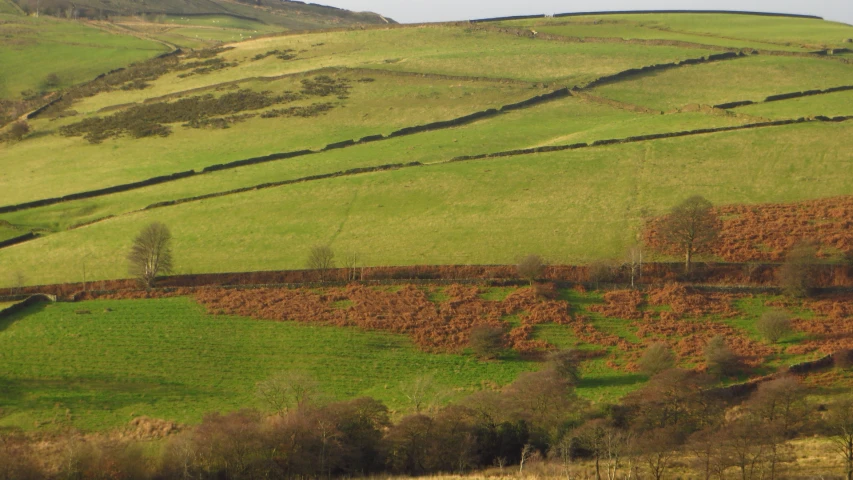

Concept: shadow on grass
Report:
left=578, top=373, right=647, bottom=390
left=0, top=302, right=46, bottom=333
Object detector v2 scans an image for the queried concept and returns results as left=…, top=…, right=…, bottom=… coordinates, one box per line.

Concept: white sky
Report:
left=320, top=0, right=853, bottom=26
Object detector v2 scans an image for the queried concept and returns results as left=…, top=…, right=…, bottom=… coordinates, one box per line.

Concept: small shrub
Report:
left=3, top=120, right=30, bottom=142
left=638, top=342, right=676, bottom=376
left=547, top=349, right=582, bottom=384
left=756, top=309, right=792, bottom=344
left=705, top=335, right=737, bottom=376
left=469, top=325, right=505, bottom=360
left=517, top=254, right=545, bottom=285
left=778, top=240, right=819, bottom=298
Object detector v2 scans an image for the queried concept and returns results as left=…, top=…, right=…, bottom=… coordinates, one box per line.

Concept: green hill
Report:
left=1, top=12, right=851, bottom=287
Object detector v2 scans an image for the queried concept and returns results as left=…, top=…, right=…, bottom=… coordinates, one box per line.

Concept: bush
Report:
left=756, top=309, right=792, bottom=344
left=469, top=325, right=505, bottom=359
left=777, top=240, right=818, bottom=297
left=547, top=349, right=582, bottom=384
left=638, top=342, right=676, bottom=376
left=517, top=254, right=545, bottom=285
left=705, top=335, right=737, bottom=376
left=3, top=120, right=30, bottom=142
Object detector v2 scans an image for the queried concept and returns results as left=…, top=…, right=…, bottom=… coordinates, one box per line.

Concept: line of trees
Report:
left=5, top=360, right=853, bottom=479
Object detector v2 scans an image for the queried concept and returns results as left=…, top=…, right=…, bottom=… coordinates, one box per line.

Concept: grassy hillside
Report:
left=0, top=12, right=850, bottom=287
left=0, top=296, right=534, bottom=430
left=0, top=14, right=169, bottom=99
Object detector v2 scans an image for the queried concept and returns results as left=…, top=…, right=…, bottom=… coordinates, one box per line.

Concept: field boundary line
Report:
left=714, top=84, right=853, bottom=109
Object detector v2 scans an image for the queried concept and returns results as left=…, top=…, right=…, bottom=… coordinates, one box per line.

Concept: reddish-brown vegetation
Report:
left=192, top=284, right=580, bottom=354
left=646, top=195, right=853, bottom=262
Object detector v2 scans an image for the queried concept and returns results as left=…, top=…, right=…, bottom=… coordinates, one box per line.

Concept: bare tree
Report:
left=625, top=244, right=644, bottom=288
left=306, top=245, right=335, bottom=281
left=705, top=335, right=737, bottom=377
left=756, top=309, right=792, bottom=344
left=342, top=252, right=361, bottom=282
left=399, top=373, right=441, bottom=413
left=127, top=222, right=173, bottom=288
left=256, top=370, right=320, bottom=415
left=826, top=396, right=853, bottom=480
left=638, top=343, right=676, bottom=376
left=777, top=240, right=819, bottom=298
left=517, top=254, right=545, bottom=285
left=469, top=325, right=505, bottom=360
left=656, top=196, right=720, bottom=272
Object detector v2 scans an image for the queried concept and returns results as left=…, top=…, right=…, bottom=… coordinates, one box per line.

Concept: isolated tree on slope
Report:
left=658, top=196, right=719, bottom=272
left=127, top=222, right=174, bottom=288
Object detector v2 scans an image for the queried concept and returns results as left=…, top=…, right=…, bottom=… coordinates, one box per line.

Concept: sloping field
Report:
left=0, top=297, right=534, bottom=430
left=1, top=121, right=849, bottom=286
left=0, top=12, right=850, bottom=288
left=0, top=14, right=169, bottom=99
left=592, top=55, right=853, bottom=111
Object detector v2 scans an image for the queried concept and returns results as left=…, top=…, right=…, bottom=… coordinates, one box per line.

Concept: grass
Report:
left=1, top=120, right=849, bottom=287
left=2, top=97, right=753, bottom=232
left=737, top=90, right=853, bottom=119
left=0, top=72, right=539, bottom=206
left=499, top=17, right=809, bottom=51
left=0, top=0, right=21, bottom=15
left=549, top=13, right=853, bottom=49
left=0, top=14, right=169, bottom=99
left=0, top=297, right=537, bottom=431
left=593, top=54, right=853, bottom=111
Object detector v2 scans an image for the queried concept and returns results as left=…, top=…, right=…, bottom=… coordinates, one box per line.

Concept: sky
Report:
left=320, top=0, right=853, bottom=26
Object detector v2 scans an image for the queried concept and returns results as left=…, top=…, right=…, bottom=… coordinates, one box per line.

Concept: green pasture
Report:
left=736, top=90, right=853, bottom=119
left=556, top=13, right=853, bottom=49
left=0, top=73, right=538, bottom=206
left=155, top=14, right=277, bottom=31
left=1, top=121, right=849, bottom=287
left=499, top=18, right=805, bottom=51
left=593, top=55, right=853, bottom=111
left=0, top=0, right=21, bottom=15
left=0, top=296, right=536, bottom=431
left=2, top=97, right=753, bottom=232
left=0, top=14, right=168, bottom=99
left=0, top=289, right=830, bottom=431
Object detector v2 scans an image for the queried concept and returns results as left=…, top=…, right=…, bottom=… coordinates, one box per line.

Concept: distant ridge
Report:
left=471, top=10, right=823, bottom=23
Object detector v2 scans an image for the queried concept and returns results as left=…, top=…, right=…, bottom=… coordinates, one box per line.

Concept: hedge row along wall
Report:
left=4, top=262, right=853, bottom=299
left=715, top=84, right=853, bottom=109
left=0, top=294, right=54, bottom=318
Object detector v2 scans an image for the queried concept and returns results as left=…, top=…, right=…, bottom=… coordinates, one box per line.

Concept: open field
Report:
left=0, top=296, right=535, bottom=431
left=0, top=14, right=169, bottom=99
left=2, top=120, right=849, bottom=286
left=2, top=98, right=753, bottom=232
left=514, top=13, right=853, bottom=50
left=2, top=282, right=850, bottom=431
left=736, top=89, right=853, bottom=119
left=593, top=55, right=853, bottom=111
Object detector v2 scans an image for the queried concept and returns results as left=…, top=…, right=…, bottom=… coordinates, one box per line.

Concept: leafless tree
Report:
left=638, top=343, right=676, bottom=376
left=517, top=254, right=545, bottom=285
left=469, top=324, right=505, bottom=360
left=825, top=396, right=853, bottom=480
left=757, top=309, right=793, bottom=344
left=777, top=240, right=819, bottom=297
left=306, top=245, right=335, bottom=281
left=657, top=196, right=720, bottom=272
left=256, top=370, right=319, bottom=415
left=399, top=373, right=440, bottom=413
left=705, top=335, right=737, bottom=377
left=625, top=244, right=644, bottom=288
left=342, top=252, right=361, bottom=282
left=127, top=222, right=173, bottom=288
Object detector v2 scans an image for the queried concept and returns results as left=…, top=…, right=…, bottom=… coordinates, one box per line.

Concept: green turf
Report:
left=0, top=73, right=539, bottom=205
left=1, top=120, right=848, bottom=287
left=2, top=97, right=752, bottom=231
left=552, top=13, right=853, bottom=50
left=0, top=14, right=169, bottom=99
left=593, top=55, right=853, bottom=111
left=0, top=0, right=22, bottom=15
left=736, top=90, right=853, bottom=119
left=0, top=297, right=536, bottom=431
left=499, top=17, right=808, bottom=51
